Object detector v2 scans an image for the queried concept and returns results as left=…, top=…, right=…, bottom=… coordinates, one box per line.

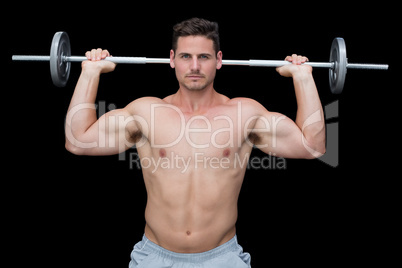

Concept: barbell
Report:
left=12, top=31, right=388, bottom=93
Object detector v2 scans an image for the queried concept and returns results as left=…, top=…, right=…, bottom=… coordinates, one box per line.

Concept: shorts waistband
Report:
left=140, top=234, right=239, bottom=262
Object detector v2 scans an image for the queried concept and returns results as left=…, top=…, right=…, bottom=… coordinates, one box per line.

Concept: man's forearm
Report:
left=70, top=68, right=101, bottom=106
left=293, top=71, right=326, bottom=155
left=65, top=67, right=101, bottom=145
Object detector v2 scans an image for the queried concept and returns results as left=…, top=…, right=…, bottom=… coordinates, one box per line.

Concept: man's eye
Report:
left=181, top=54, right=190, bottom=59
left=200, top=55, right=209, bottom=59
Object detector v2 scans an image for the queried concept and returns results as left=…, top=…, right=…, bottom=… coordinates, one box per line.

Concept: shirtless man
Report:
left=65, top=18, right=326, bottom=267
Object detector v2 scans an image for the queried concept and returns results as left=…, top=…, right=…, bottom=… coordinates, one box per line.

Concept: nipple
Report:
left=159, top=149, right=167, bottom=158
left=223, top=149, right=231, bottom=157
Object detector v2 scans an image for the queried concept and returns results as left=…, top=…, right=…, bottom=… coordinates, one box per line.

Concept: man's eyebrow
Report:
left=199, top=53, right=213, bottom=57
left=177, top=52, right=214, bottom=57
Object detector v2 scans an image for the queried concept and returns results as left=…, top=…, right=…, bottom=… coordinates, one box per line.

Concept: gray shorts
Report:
left=129, top=234, right=251, bottom=268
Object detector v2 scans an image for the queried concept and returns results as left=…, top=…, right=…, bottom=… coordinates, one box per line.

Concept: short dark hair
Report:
left=172, top=17, right=220, bottom=54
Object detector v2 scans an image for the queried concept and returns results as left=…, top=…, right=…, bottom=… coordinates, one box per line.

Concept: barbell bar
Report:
left=12, top=31, right=389, bottom=93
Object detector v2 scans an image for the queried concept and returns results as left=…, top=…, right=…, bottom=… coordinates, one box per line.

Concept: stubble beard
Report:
left=184, top=81, right=209, bottom=91
left=182, top=73, right=214, bottom=92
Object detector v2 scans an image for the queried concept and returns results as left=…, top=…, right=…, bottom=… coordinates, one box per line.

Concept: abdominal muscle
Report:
left=142, top=162, right=245, bottom=253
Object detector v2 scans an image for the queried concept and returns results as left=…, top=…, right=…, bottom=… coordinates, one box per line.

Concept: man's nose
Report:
left=190, top=56, right=200, bottom=71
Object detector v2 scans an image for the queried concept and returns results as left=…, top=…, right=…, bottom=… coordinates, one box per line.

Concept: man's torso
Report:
left=131, top=95, right=260, bottom=253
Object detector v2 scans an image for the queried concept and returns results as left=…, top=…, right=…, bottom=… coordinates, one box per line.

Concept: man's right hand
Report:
left=82, top=48, right=116, bottom=74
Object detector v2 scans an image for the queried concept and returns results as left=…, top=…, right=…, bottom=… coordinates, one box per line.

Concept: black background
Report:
left=5, top=2, right=398, bottom=267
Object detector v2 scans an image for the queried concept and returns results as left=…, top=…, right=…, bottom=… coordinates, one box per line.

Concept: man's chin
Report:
left=184, top=82, right=208, bottom=91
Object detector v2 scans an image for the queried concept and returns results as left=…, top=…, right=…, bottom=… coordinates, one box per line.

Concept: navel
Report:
left=159, top=148, right=167, bottom=158
left=186, top=231, right=191, bottom=236
left=223, top=148, right=231, bottom=157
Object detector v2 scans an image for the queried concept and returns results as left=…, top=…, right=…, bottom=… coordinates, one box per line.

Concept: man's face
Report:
left=170, top=36, right=222, bottom=91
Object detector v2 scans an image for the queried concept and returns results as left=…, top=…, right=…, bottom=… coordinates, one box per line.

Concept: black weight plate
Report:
left=329, top=38, right=347, bottom=94
left=50, top=32, right=71, bottom=87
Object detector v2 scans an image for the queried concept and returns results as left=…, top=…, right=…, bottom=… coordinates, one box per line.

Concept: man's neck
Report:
left=173, top=86, right=220, bottom=114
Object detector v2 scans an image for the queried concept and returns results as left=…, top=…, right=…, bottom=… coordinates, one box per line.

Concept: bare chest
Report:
left=148, top=105, right=248, bottom=159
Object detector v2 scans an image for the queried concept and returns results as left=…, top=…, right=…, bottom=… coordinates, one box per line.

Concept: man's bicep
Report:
left=73, top=108, right=138, bottom=155
left=251, top=112, right=313, bottom=159
left=102, top=108, right=141, bottom=148
left=92, top=96, right=162, bottom=151
left=66, top=97, right=160, bottom=155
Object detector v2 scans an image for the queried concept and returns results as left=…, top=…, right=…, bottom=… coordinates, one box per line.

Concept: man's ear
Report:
left=170, top=50, right=175, bottom=68
left=216, top=51, right=223, bottom=70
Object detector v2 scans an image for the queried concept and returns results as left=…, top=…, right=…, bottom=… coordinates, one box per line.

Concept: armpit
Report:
left=247, top=132, right=261, bottom=145
left=128, top=129, right=145, bottom=144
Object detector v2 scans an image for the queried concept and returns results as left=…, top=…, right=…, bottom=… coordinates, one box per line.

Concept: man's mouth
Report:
left=186, top=74, right=204, bottom=79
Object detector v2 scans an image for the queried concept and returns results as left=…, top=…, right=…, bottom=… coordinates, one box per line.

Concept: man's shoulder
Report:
left=123, top=96, right=168, bottom=117
left=228, top=97, right=259, bottom=104
left=126, top=96, right=167, bottom=108
left=132, top=96, right=166, bottom=104
left=226, top=97, right=266, bottom=111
